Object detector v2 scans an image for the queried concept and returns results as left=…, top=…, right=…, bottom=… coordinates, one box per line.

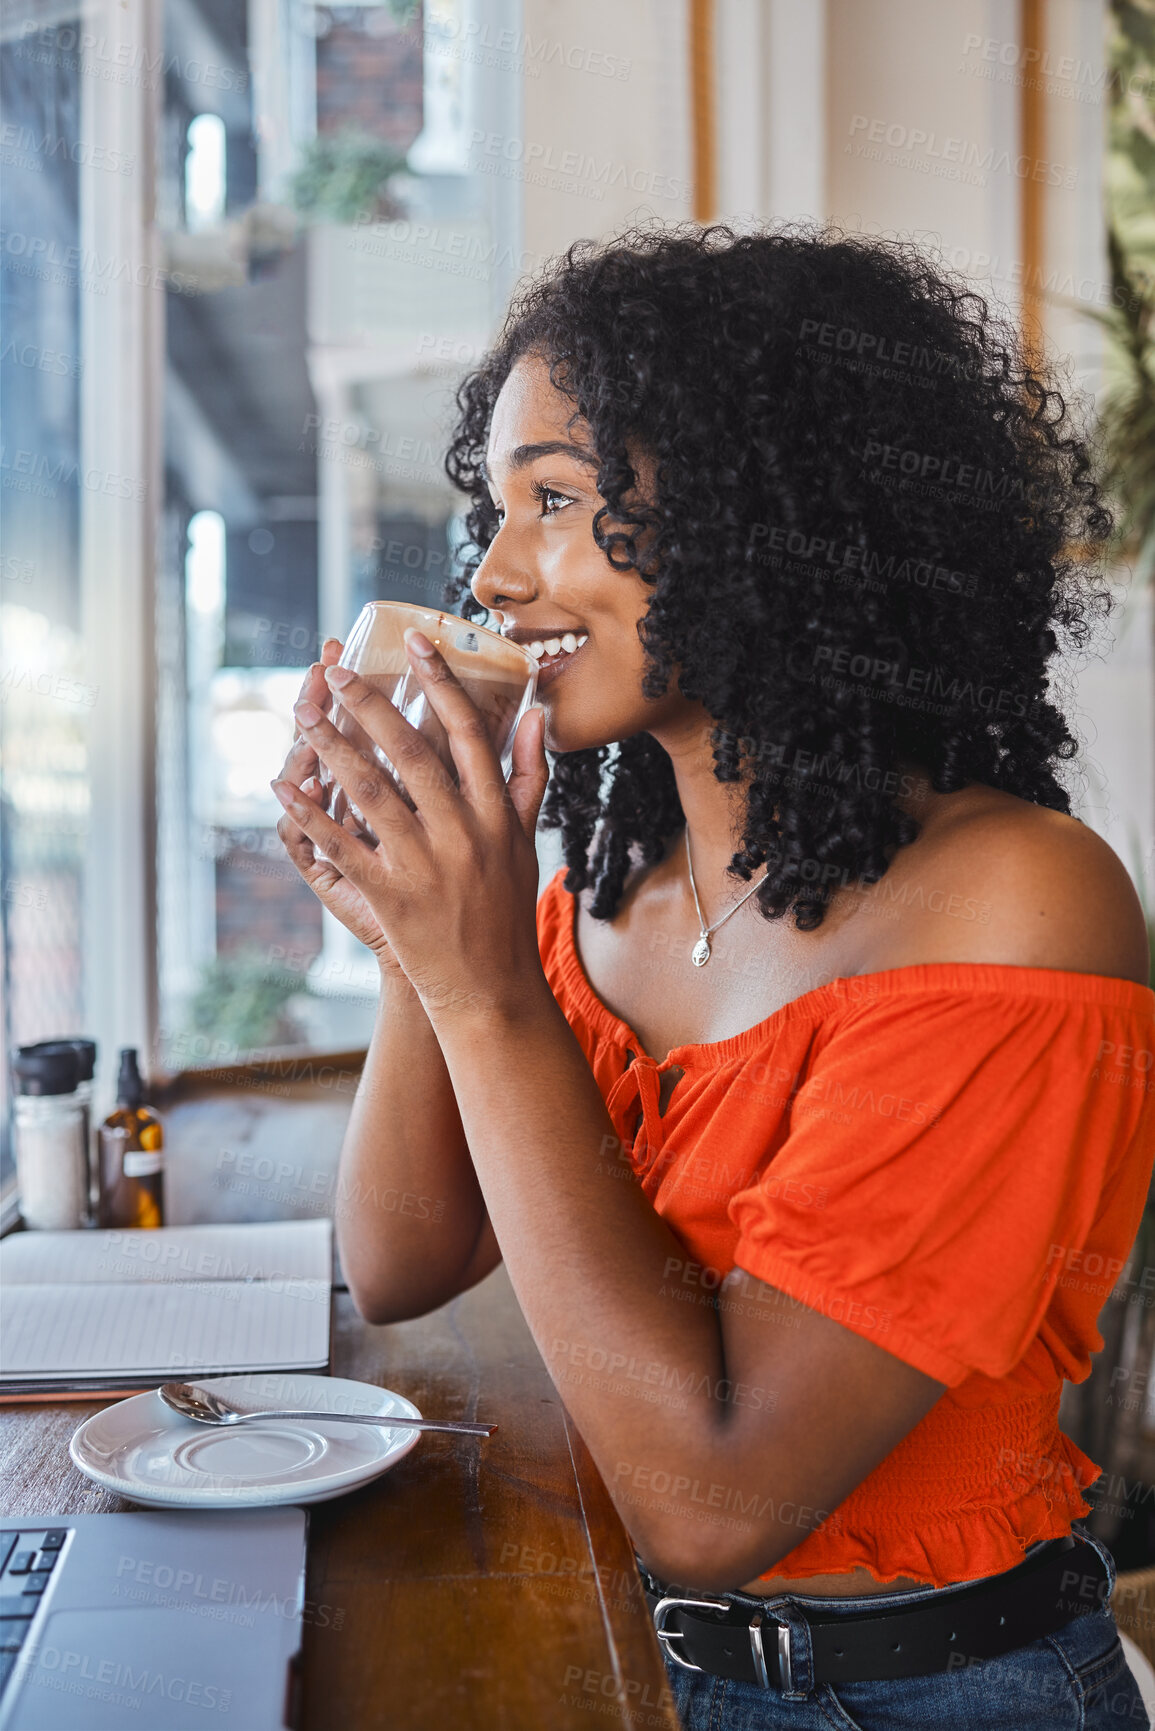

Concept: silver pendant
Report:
left=691, top=935, right=711, bottom=967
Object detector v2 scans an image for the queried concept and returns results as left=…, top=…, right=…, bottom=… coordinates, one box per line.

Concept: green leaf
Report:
left=290, top=128, right=411, bottom=225
left=185, top=948, right=312, bottom=1053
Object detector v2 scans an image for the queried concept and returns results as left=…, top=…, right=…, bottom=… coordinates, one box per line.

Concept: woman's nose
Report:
left=470, top=537, right=537, bottom=613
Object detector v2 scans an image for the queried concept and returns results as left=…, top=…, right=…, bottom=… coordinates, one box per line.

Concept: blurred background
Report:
left=2, top=0, right=1154, bottom=1556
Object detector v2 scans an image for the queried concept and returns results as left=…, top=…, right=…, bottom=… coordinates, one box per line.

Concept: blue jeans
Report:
left=659, top=1528, right=1150, bottom=1729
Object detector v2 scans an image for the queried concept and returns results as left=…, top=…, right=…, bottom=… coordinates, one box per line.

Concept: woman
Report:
left=273, top=223, right=1155, bottom=1728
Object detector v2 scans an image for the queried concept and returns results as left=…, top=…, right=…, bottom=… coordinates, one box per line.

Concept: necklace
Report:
left=684, top=828, right=769, bottom=966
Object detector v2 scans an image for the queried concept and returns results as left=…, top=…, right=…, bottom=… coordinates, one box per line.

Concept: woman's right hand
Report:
left=274, top=639, right=406, bottom=978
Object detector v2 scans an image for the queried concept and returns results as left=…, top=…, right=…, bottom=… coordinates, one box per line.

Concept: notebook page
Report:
left=0, top=1219, right=332, bottom=1287
left=0, top=1280, right=331, bottom=1379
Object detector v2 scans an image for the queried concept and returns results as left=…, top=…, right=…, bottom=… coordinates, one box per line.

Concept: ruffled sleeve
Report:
left=535, top=866, right=568, bottom=978
left=729, top=975, right=1155, bottom=1388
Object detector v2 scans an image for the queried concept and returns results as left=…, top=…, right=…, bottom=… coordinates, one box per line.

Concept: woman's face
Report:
left=470, top=351, right=693, bottom=755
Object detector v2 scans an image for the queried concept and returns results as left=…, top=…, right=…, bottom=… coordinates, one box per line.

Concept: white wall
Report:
left=512, top=0, right=693, bottom=886
left=1072, top=586, right=1155, bottom=904
left=715, top=0, right=827, bottom=227
left=825, top=0, right=1020, bottom=314
left=714, top=0, right=1151, bottom=902
left=517, top=0, right=1151, bottom=904
left=1038, top=1, right=1153, bottom=904
left=520, top=0, right=691, bottom=264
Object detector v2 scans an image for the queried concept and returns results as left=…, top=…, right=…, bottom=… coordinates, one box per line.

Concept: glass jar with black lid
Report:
left=11, top=1045, right=90, bottom=1231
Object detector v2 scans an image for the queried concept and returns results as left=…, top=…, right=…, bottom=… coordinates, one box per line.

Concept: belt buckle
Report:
left=651, top=1596, right=790, bottom=1691
left=651, top=1595, right=732, bottom=1672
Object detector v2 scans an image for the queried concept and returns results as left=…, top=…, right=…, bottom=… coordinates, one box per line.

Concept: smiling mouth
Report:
left=501, top=627, right=589, bottom=676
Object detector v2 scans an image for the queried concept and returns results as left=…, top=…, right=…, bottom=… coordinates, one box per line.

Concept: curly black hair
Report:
left=442, top=220, right=1113, bottom=929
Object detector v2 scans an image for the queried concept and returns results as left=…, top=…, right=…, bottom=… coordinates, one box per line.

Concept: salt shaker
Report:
left=21, top=1038, right=98, bottom=1220
left=11, top=1045, right=89, bottom=1231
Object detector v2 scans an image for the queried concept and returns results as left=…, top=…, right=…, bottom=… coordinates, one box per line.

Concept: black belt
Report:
left=641, top=1534, right=1109, bottom=1691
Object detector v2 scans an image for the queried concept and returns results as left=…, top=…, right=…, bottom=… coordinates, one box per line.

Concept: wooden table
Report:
left=0, top=1256, right=680, bottom=1731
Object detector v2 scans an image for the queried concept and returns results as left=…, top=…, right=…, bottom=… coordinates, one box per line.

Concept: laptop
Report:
left=0, top=1508, right=307, bottom=1730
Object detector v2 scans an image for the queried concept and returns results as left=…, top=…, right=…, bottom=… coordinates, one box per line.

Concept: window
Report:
left=2, top=0, right=525, bottom=1213
left=0, top=14, right=87, bottom=1202
left=184, top=113, right=227, bottom=230
left=156, top=0, right=523, bottom=1069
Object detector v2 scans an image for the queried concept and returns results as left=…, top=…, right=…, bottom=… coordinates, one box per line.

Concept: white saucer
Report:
left=70, top=1373, right=423, bottom=1509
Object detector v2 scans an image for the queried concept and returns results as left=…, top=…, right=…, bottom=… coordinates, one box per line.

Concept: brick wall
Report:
left=215, top=834, right=323, bottom=964
left=316, top=5, right=424, bottom=149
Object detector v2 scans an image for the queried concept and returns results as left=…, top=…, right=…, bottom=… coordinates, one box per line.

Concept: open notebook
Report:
left=0, top=1219, right=332, bottom=1399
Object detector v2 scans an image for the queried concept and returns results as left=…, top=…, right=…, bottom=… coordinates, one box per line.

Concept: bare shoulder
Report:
left=860, top=787, right=1151, bottom=985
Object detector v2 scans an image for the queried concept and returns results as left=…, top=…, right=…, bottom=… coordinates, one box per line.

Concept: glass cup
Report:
left=318, top=601, right=539, bottom=845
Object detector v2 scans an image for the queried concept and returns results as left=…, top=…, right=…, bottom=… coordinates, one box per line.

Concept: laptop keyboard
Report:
left=0, top=1529, right=70, bottom=1702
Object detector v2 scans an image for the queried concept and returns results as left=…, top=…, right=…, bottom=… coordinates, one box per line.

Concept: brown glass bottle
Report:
left=98, top=1048, right=165, bottom=1229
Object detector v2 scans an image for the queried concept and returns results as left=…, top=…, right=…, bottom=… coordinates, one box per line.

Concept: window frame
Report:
left=77, top=0, right=163, bottom=1109
left=2, top=0, right=534, bottom=1193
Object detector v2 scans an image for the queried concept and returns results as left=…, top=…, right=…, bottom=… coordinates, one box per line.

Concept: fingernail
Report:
left=294, top=700, right=322, bottom=726
left=322, top=637, right=341, bottom=652
left=324, top=664, right=355, bottom=688
left=270, top=780, right=297, bottom=808
left=404, top=627, right=436, bottom=658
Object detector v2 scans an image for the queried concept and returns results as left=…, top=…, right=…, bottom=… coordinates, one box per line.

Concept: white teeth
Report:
left=525, top=633, right=588, bottom=660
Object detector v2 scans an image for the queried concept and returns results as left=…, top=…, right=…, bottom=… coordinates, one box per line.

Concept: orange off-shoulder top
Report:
left=535, top=867, right=1155, bottom=1588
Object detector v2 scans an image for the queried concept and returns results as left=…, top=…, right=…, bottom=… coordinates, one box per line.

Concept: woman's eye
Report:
left=491, top=484, right=574, bottom=522
left=530, top=481, right=573, bottom=517
left=488, top=483, right=574, bottom=523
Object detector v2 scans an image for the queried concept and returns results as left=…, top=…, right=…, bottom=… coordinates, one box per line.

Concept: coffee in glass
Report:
left=319, top=601, right=538, bottom=844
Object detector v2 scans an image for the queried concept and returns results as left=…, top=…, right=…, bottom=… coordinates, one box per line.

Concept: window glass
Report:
left=0, top=18, right=88, bottom=1190
left=155, top=0, right=525, bottom=1070
left=1, top=0, right=527, bottom=1153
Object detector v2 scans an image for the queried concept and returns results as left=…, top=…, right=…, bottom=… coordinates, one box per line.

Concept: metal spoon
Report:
left=159, top=1381, right=495, bottom=1437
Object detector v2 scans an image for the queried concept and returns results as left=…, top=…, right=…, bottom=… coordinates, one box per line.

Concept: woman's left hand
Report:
left=271, top=629, right=550, bottom=1020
